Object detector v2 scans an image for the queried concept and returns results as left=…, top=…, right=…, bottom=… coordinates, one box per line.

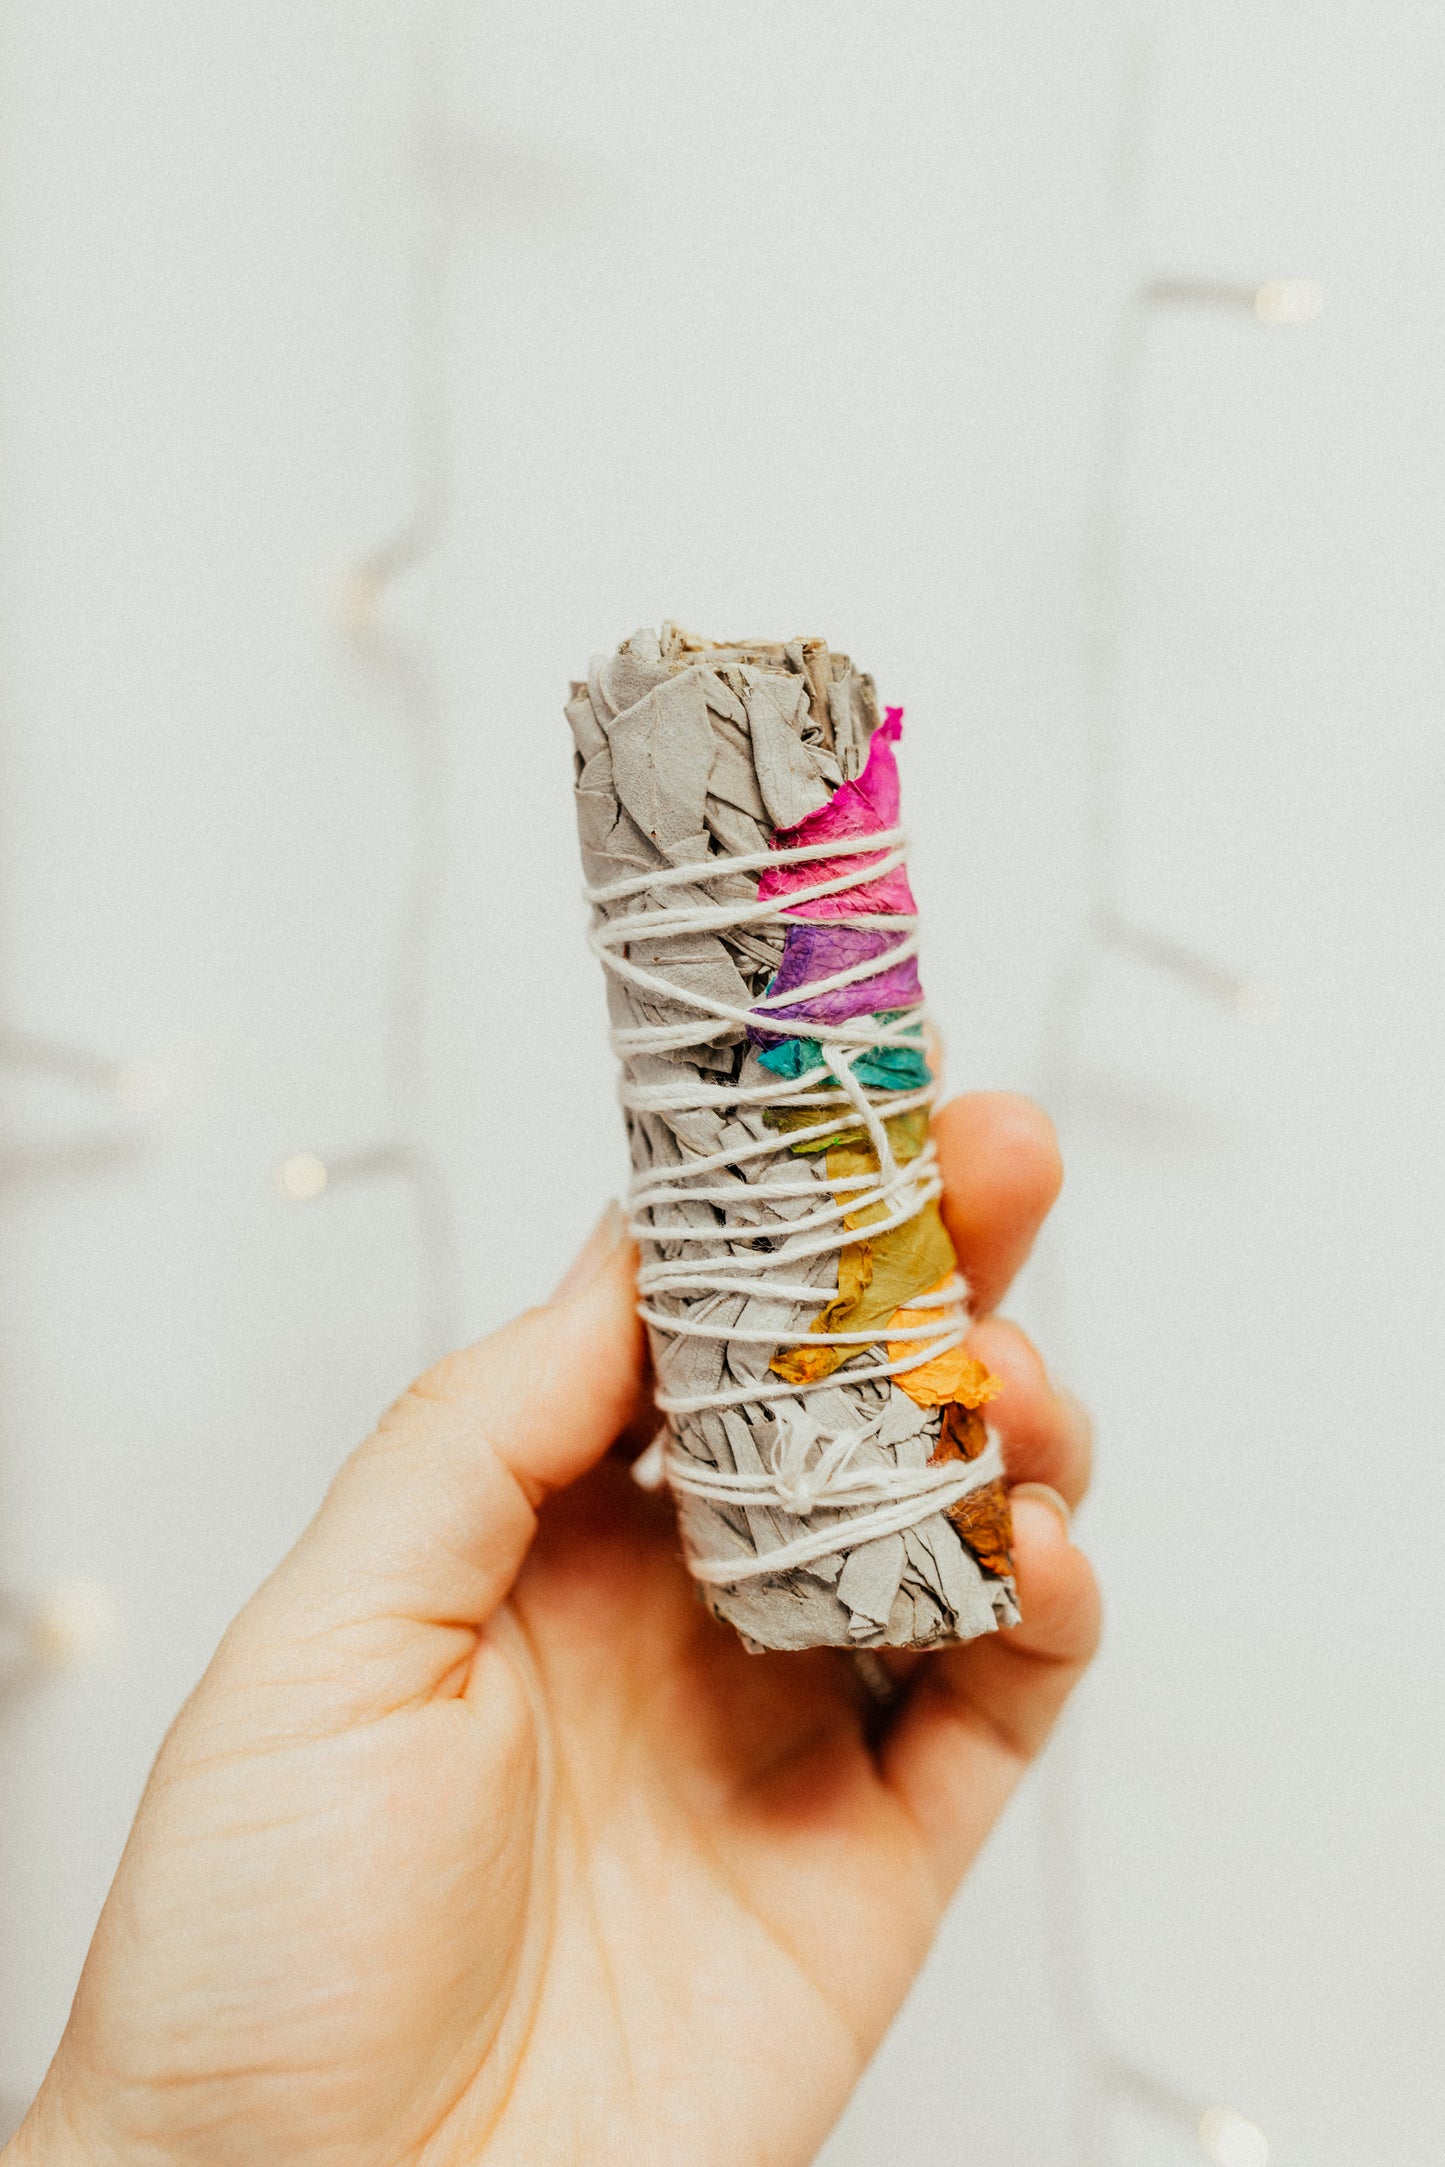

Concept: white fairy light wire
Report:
left=280, top=0, right=461, bottom=1364
left=1032, top=3, right=1318, bottom=2160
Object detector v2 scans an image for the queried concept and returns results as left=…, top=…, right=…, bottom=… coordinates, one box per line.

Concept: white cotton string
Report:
left=672, top=1436, right=1005, bottom=1586
left=590, top=828, right=925, bottom=1059
left=586, top=822, right=980, bottom=1571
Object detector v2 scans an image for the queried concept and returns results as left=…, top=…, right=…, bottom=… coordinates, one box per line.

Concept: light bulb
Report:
left=1254, top=278, right=1323, bottom=326
left=1199, top=2106, right=1270, bottom=2167
left=31, top=1581, right=113, bottom=1670
left=277, top=1152, right=329, bottom=1201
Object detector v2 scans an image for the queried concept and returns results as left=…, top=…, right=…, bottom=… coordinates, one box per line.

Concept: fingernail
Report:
left=1008, top=1481, right=1073, bottom=1534
left=551, top=1200, right=627, bottom=1303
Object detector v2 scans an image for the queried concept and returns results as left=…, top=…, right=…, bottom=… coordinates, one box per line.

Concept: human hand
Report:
left=6, top=1093, right=1098, bottom=2167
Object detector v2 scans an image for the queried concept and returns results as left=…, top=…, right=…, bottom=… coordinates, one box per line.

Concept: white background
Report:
left=2, top=3, right=1442, bottom=2161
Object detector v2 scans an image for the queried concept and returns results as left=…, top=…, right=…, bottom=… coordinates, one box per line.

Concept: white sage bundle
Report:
left=568, top=626, right=1019, bottom=1653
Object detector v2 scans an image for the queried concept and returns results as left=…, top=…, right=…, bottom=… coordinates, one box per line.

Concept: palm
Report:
left=486, top=1463, right=942, bottom=2164
left=17, top=1096, right=1096, bottom=2167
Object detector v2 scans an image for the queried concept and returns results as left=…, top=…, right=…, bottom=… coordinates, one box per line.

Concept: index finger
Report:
left=933, top=1092, right=1062, bottom=1316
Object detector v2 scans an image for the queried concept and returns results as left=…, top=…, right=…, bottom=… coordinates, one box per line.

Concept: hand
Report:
left=6, top=1094, right=1098, bottom=2167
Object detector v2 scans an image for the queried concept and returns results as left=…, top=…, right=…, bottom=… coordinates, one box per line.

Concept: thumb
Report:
left=249, top=1203, right=644, bottom=1649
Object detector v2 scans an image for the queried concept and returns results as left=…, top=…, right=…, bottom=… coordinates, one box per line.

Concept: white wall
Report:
left=1, top=4, right=1441, bottom=2161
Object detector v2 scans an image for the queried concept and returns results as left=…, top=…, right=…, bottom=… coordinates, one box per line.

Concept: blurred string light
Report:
left=0, top=1026, right=171, bottom=1115
left=1032, top=3, right=1322, bottom=2160
left=0, top=1027, right=158, bottom=1703
left=1199, top=2106, right=1272, bottom=2167
left=277, top=0, right=460, bottom=1363
left=1146, top=274, right=1324, bottom=325
left=0, top=1023, right=169, bottom=1189
left=0, top=1582, right=113, bottom=1708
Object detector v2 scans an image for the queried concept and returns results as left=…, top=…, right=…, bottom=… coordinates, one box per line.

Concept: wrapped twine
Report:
left=568, top=627, right=1017, bottom=1652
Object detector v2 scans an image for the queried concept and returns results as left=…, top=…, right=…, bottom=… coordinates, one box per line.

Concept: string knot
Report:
left=765, top=1406, right=885, bottom=1516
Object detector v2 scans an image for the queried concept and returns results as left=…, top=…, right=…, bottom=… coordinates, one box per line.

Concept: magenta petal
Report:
left=757, top=708, right=916, bottom=920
